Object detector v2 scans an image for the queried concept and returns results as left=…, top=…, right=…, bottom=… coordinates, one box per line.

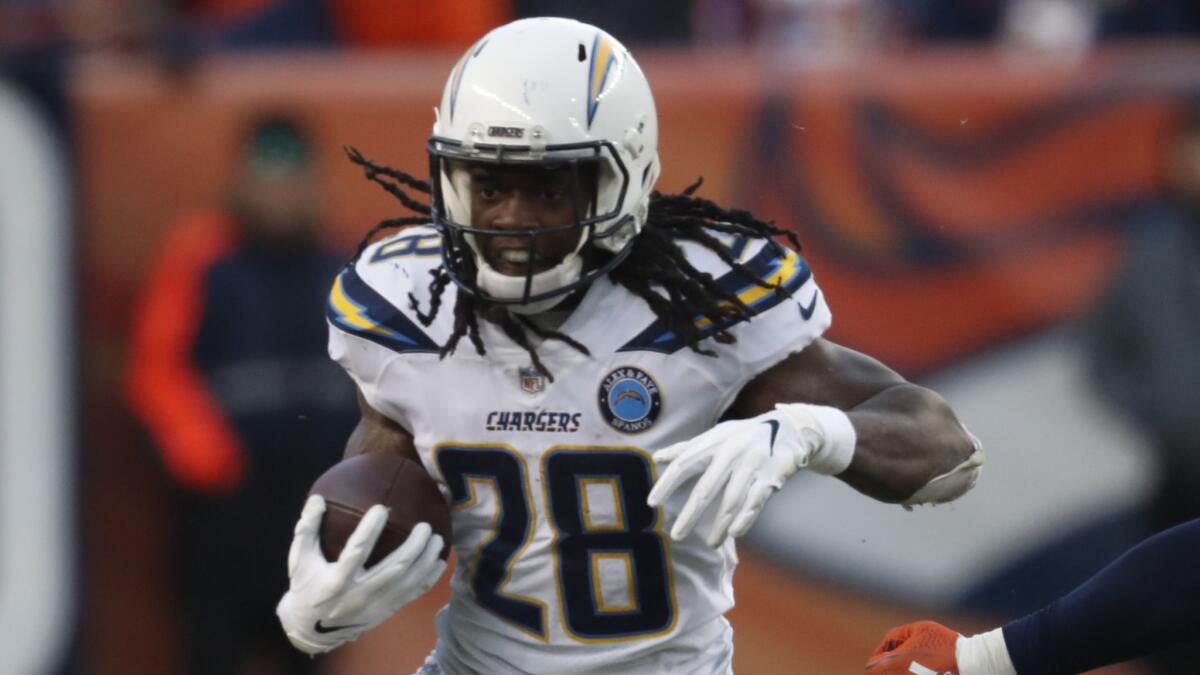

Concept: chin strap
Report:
left=773, top=403, right=857, bottom=475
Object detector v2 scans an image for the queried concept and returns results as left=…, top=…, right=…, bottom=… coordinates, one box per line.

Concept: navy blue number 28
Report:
left=436, top=445, right=676, bottom=642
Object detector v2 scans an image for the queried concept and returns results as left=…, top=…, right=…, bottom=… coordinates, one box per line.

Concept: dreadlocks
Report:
left=345, top=148, right=801, bottom=379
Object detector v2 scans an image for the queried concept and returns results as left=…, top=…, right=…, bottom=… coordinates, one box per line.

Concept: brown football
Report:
left=309, top=453, right=451, bottom=567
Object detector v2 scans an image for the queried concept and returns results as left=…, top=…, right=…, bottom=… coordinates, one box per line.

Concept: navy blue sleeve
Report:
left=1002, top=518, right=1200, bottom=674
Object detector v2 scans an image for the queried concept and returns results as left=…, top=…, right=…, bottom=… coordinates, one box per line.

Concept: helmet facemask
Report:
left=429, top=135, right=638, bottom=313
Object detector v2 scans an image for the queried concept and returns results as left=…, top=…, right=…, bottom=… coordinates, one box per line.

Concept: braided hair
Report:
left=345, top=147, right=801, bottom=379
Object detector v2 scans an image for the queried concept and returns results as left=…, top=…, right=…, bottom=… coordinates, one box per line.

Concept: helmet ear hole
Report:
left=578, top=43, right=586, bottom=62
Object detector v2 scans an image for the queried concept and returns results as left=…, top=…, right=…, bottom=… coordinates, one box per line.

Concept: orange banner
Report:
left=76, top=48, right=1200, bottom=373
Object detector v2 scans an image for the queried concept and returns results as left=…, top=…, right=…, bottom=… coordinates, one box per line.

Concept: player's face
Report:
left=468, top=164, right=593, bottom=277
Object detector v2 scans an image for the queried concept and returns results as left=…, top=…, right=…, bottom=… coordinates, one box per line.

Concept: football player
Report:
left=277, top=17, right=984, bottom=674
left=865, top=518, right=1200, bottom=675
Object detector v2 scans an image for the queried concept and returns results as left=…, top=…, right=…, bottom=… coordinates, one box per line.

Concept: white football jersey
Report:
left=326, top=226, right=831, bottom=674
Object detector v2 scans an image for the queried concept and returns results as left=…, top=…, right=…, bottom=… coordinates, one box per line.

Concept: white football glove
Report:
left=647, top=404, right=855, bottom=548
left=276, top=495, right=447, bottom=654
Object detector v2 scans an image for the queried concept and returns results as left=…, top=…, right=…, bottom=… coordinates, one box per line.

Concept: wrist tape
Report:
left=774, top=403, right=856, bottom=475
left=957, top=627, right=1017, bottom=675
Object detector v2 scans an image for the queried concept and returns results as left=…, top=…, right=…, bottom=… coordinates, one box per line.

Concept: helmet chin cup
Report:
left=476, top=253, right=584, bottom=314
left=438, top=227, right=636, bottom=311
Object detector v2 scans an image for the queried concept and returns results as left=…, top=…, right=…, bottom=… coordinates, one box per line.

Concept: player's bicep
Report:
left=345, top=388, right=420, bottom=463
left=726, top=337, right=908, bottom=418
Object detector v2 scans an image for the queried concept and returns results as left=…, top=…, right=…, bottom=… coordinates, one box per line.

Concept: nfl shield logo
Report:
left=519, top=366, right=546, bottom=394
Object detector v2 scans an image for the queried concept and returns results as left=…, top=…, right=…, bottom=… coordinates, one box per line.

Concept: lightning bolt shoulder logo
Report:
left=326, top=266, right=439, bottom=355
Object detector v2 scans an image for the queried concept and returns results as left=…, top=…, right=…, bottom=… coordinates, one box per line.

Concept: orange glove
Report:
left=865, top=620, right=961, bottom=675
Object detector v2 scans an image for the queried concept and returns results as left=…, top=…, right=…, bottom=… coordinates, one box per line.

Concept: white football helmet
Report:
left=428, top=17, right=661, bottom=312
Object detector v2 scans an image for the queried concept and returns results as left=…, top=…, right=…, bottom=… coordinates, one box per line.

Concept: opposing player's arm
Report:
left=727, top=337, right=976, bottom=503
left=344, top=389, right=420, bottom=463
left=867, top=518, right=1200, bottom=674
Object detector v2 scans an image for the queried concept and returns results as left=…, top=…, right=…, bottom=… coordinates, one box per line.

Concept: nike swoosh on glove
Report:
left=646, top=404, right=849, bottom=548
left=276, top=495, right=447, bottom=654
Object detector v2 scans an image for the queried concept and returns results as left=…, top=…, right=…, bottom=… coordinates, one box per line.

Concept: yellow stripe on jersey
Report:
left=694, top=248, right=805, bottom=330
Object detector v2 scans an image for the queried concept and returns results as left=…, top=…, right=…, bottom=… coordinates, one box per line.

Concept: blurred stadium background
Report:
left=3, top=0, right=1199, bottom=673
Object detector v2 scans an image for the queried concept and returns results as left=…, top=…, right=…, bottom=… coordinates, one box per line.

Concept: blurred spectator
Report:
left=125, top=115, right=357, bottom=675
left=514, top=0, right=691, bottom=44
left=63, top=0, right=174, bottom=55
left=181, top=0, right=337, bottom=49
left=331, top=0, right=511, bottom=48
left=1001, top=0, right=1096, bottom=63
left=179, top=0, right=514, bottom=50
left=1083, top=98, right=1200, bottom=675
left=1098, top=0, right=1200, bottom=40
left=886, top=0, right=1106, bottom=60
left=901, top=0, right=1006, bottom=43
left=0, top=0, right=65, bottom=50
left=0, top=0, right=158, bottom=54
left=30, top=0, right=515, bottom=55
left=897, top=0, right=1200, bottom=48
left=693, top=0, right=758, bottom=44
left=1085, top=101, right=1200, bottom=537
left=753, top=0, right=895, bottom=61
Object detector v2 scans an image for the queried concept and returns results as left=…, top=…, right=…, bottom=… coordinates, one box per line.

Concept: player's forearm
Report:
left=837, top=383, right=976, bottom=503
left=343, top=418, right=412, bottom=458
left=345, top=391, right=420, bottom=461
left=1000, top=518, right=1200, bottom=675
